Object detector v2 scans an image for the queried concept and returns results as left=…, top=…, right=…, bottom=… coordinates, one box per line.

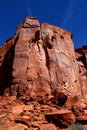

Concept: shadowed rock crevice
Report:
left=0, top=34, right=19, bottom=95
left=76, top=46, right=87, bottom=69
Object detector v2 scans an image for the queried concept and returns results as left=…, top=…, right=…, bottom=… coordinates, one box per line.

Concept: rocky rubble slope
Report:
left=0, top=17, right=87, bottom=130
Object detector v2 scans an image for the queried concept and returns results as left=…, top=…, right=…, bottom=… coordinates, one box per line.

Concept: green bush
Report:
left=33, top=116, right=38, bottom=121
left=69, top=123, right=84, bottom=130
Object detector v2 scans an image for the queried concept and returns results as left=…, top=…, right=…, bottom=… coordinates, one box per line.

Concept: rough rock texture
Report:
left=0, top=17, right=87, bottom=130
left=0, top=17, right=81, bottom=101
left=45, top=110, right=76, bottom=128
left=75, top=46, right=87, bottom=98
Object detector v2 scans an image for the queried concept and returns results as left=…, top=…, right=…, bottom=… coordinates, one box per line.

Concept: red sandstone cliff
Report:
left=0, top=17, right=87, bottom=130
left=0, top=17, right=81, bottom=99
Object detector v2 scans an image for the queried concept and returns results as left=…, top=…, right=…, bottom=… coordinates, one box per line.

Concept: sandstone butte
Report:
left=0, top=16, right=86, bottom=130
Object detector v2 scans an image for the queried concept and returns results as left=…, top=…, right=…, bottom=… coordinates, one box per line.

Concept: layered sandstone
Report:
left=0, top=17, right=82, bottom=102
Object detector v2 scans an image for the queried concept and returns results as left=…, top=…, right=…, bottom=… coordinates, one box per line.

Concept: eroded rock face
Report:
left=75, top=46, right=87, bottom=98
left=0, top=16, right=81, bottom=102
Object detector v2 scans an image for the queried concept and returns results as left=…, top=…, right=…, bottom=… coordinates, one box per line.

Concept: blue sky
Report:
left=0, top=0, right=87, bottom=48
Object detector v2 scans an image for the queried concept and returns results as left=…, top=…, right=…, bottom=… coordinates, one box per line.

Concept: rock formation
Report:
left=0, top=17, right=81, bottom=101
left=0, top=17, right=87, bottom=130
left=75, top=46, right=87, bottom=97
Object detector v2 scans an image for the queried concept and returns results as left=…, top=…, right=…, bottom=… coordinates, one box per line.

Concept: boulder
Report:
left=40, top=123, right=58, bottom=130
left=77, top=115, right=87, bottom=124
left=45, top=109, right=76, bottom=128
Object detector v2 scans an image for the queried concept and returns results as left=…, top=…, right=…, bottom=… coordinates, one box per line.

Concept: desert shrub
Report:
left=33, top=116, right=38, bottom=121
left=69, top=123, right=84, bottom=130
left=0, top=120, right=5, bottom=125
